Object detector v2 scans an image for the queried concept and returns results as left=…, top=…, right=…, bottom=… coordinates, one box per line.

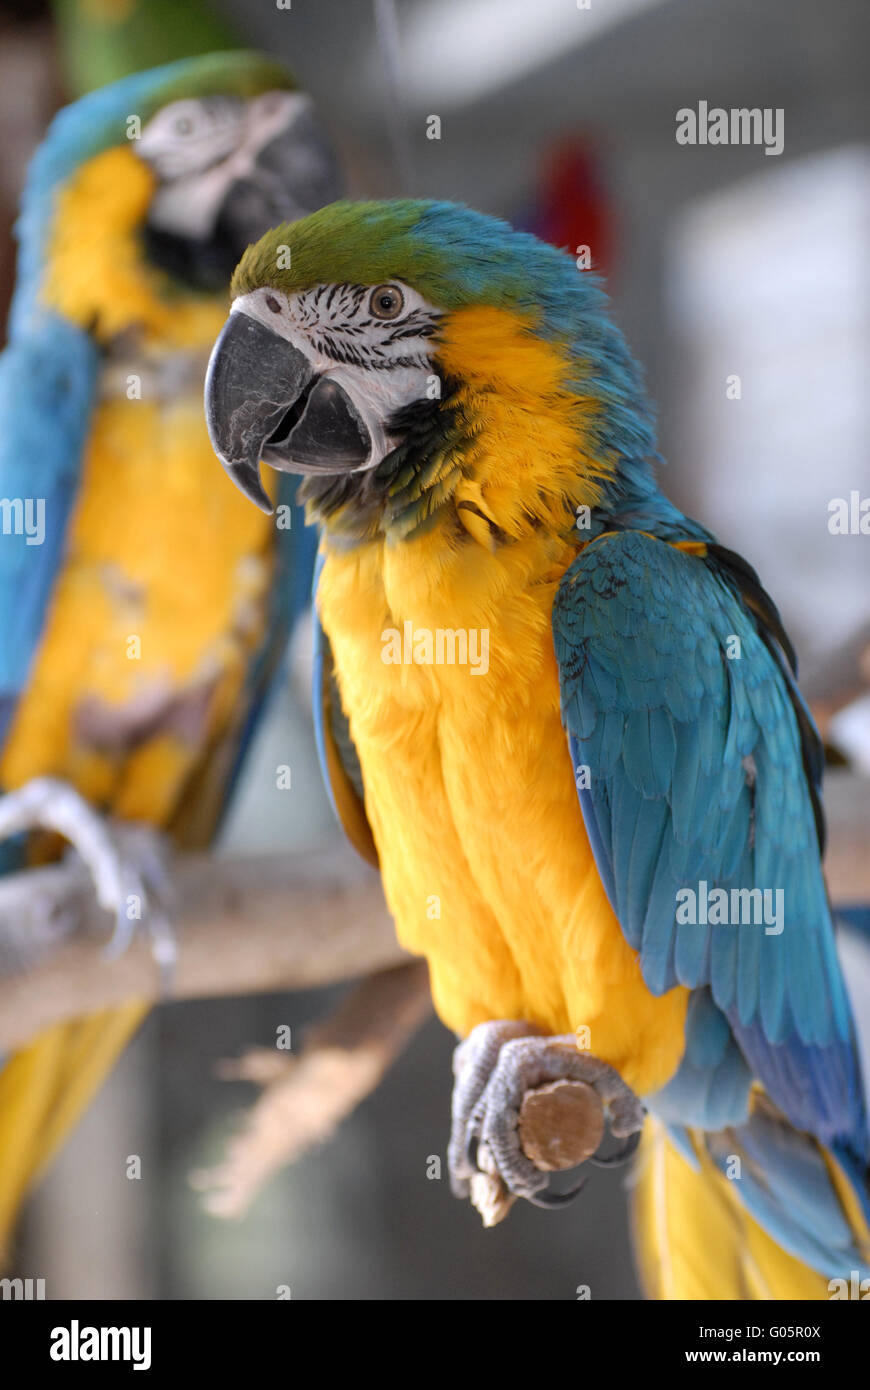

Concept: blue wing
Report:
left=0, top=57, right=222, bottom=748
left=552, top=529, right=867, bottom=1156
left=0, top=312, right=97, bottom=751
left=667, top=1103, right=870, bottom=1280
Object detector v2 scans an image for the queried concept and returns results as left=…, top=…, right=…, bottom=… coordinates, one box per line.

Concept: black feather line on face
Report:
left=384, top=315, right=439, bottom=344
left=289, top=284, right=441, bottom=369
left=306, top=335, right=431, bottom=371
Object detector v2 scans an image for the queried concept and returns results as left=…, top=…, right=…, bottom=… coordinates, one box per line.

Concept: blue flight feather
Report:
left=553, top=528, right=867, bottom=1157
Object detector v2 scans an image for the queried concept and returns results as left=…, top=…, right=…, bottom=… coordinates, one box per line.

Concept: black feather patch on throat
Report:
left=299, top=375, right=465, bottom=542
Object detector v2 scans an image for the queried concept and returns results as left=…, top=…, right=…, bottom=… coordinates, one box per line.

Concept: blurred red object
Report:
left=525, top=138, right=613, bottom=277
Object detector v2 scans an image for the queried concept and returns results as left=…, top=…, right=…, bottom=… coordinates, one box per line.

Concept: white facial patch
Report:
left=141, top=91, right=313, bottom=240
left=232, top=282, right=441, bottom=472
left=138, top=96, right=246, bottom=180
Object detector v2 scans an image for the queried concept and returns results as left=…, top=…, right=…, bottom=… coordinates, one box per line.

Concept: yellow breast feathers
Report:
left=317, top=518, right=688, bottom=1098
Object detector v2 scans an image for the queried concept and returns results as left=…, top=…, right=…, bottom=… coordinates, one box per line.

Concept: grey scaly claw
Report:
left=0, top=776, right=176, bottom=990
left=448, top=1019, right=542, bottom=1198
left=448, top=1018, right=646, bottom=1215
left=100, top=820, right=177, bottom=992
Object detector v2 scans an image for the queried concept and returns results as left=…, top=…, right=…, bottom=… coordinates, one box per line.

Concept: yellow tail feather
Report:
left=631, top=1116, right=836, bottom=1300
left=0, top=1003, right=147, bottom=1263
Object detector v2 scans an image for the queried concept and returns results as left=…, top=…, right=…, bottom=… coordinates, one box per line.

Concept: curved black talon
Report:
left=466, top=1135, right=480, bottom=1171
left=588, top=1128, right=642, bottom=1168
left=528, top=1177, right=587, bottom=1209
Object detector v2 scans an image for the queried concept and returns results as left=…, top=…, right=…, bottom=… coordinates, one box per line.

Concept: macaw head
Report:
left=134, top=54, right=341, bottom=292
left=205, top=199, right=658, bottom=537
left=14, top=51, right=342, bottom=326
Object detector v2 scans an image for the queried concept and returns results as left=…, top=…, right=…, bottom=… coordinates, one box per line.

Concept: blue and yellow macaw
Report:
left=204, top=198, right=870, bottom=1299
left=0, top=51, right=339, bottom=1257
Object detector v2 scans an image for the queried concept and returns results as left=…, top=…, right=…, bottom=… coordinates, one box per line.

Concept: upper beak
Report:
left=205, top=311, right=371, bottom=511
left=217, top=100, right=343, bottom=254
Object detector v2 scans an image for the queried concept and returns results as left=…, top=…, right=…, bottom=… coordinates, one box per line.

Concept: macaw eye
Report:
left=369, top=285, right=404, bottom=320
left=265, top=294, right=283, bottom=314
left=174, top=116, right=194, bottom=136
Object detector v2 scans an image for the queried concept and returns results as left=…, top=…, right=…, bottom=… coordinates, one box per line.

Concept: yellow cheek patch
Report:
left=434, top=306, right=615, bottom=538
left=40, top=145, right=227, bottom=349
left=438, top=305, right=578, bottom=403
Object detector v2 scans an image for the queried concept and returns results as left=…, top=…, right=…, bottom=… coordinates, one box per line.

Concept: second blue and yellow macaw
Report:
left=0, top=52, right=339, bottom=1257
left=204, top=198, right=870, bottom=1299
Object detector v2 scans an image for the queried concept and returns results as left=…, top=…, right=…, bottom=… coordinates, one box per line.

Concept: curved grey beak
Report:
left=205, top=311, right=313, bottom=512
left=205, top=311, right=371, bottom=511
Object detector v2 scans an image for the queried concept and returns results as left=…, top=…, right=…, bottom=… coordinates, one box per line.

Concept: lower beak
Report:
left=205, top=311, right=371, bottom=511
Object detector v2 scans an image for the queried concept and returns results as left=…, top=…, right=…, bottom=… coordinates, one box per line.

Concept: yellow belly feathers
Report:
left=0, top=394, right=275, bottom=833
left=317, top=525, right=688, bottom=1096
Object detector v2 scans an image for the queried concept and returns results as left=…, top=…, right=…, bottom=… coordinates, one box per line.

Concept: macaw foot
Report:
left=0, top=777, right=176, bottom=986
left=448, top=1020, right=646, bottom=1226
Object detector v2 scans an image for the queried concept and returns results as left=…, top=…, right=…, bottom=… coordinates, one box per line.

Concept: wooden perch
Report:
left=469, top=1079, right=609, bottom=1227
left=190, top=959, right=433, bottom=1217
left=0, top=769, right=867, bottom=1221
left=0, top=773, right=868, bottom=1052
left=519, top=1079, right=605, bottom=1170
left=0, top=846, right=408, bottom=1052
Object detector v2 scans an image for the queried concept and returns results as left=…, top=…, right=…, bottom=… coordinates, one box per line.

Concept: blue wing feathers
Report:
left=703, top=1111, right=870, bottom=1278
left=553, top=529, right=867, bottom=1156
left=652, top=989, right=752, bottom=1130
left=0, top=314, right=97, bottom=745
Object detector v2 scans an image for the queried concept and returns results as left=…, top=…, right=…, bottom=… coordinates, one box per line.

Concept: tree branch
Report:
left=0, top=846, right=408, bottom=1052
left=0, top=773, right=867, bottom=1055
left=190, top=959, right=433, bottom=1217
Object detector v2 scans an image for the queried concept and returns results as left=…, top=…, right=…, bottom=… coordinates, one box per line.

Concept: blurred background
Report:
left=2, top=0, right=868, bottom=1299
